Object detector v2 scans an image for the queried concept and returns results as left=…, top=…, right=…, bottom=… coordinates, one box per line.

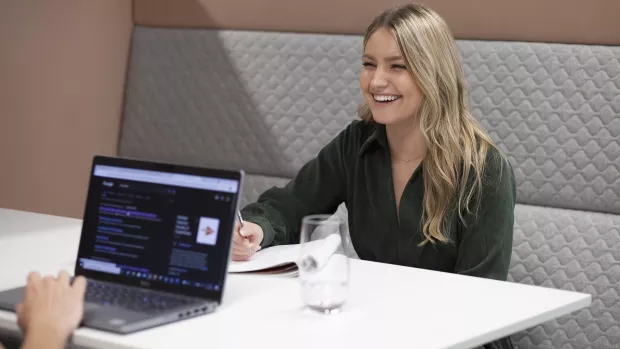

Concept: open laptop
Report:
left=0, top=155, right=244, bottom=334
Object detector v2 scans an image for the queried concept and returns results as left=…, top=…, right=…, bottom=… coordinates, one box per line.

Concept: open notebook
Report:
left=228, top=236, right=342, bottom=277
left=228, top=244, right=302, bottom=277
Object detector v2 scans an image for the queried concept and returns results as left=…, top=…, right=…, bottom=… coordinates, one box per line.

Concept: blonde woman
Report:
left=235, top=4, right=516, bottom=348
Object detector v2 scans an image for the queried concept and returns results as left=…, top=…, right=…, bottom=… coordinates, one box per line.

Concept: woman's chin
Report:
left=370, top=112, right=411, bottom=126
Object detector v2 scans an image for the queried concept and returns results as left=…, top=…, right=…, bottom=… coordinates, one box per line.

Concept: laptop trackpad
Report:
left=81, top=304, right=151, bottom=332
left=82, top=302, right=102, bottom=319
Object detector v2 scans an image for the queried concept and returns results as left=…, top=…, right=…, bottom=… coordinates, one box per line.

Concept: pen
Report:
left=237, top=211, right=259, bottom=252
left=237, top=211, right=244, bottom=227
left=236, top=211, right=246, bottom=237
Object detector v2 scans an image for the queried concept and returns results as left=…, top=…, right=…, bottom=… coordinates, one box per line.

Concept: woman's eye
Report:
left=392, top=64, right=407, bottom=69
left=362, top=62, right=375, bottom=67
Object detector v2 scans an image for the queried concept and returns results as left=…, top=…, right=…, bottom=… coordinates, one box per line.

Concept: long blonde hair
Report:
left=359, top=4, right=502, bottom=245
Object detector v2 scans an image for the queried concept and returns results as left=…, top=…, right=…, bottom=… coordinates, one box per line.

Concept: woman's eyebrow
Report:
left=362, top=54, right=404, bottom=62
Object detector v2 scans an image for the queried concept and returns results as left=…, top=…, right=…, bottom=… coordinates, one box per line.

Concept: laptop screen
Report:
left=75, top=156, right=243, bottom=302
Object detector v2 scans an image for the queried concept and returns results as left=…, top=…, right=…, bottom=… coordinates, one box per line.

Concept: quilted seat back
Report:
left=462, top=42, right=620, bottom=349
left=117, top=27, right=620, bottom=348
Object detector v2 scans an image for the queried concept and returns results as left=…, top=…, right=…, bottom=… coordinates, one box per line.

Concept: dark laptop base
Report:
left=0, top=280, right=218, bottom=334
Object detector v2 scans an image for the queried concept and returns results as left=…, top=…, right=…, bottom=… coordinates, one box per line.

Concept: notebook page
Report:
left=228, top=244, right=301, bottom=273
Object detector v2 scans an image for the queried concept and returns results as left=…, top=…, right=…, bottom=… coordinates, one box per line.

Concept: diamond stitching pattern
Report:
left=459, top=41, right=620, bottom=214
left=509, top=204, right=620, bottom=349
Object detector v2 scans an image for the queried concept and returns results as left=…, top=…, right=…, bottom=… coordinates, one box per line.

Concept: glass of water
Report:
left=298, top=214, right=349, bottom=314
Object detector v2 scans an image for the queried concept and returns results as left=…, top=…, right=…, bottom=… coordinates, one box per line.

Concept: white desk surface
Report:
left=0, top=208, right=591, bottom=349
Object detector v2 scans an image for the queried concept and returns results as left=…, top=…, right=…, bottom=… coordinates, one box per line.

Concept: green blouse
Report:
left=241, top=120, right=516, bottom=280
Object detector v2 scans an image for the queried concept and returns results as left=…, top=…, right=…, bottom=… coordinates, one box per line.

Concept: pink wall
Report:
left=0, top=0, right=133, bottom=218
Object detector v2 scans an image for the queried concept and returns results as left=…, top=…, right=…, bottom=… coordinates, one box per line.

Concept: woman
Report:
left=235, top=4, right=516, bottom=348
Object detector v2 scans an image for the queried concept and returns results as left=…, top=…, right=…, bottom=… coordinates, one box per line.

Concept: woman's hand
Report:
left=231, top=220, right=264, bottom=261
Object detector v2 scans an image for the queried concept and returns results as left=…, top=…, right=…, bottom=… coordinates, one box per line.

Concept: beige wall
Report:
left=135, top=0, right=620, bottom=45
left=0, top=0, right=133, bottom=218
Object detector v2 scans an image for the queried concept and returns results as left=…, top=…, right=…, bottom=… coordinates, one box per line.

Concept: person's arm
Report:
left=241, top=121, right=359, bottom=247
left=454, top=148, right=517, bottom=281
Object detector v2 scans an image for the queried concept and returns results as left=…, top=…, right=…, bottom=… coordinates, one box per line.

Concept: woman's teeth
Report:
left=374, top=95, right=401, bottom=102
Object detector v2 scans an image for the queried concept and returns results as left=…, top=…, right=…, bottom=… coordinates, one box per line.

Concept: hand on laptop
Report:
left=232, top=220, right=263, bottom=261
left=15, top=270, right=87, bottom=341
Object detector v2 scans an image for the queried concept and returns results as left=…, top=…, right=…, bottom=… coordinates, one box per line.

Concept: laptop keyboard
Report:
left=85, top=281, right=195, bottom=314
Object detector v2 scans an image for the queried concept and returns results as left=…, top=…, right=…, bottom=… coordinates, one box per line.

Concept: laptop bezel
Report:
left=74, top=155, right=243, bottom=305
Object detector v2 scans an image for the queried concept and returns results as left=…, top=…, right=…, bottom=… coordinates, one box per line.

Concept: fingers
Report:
left=71, top=276, right=88, bottom=299
left=16, top=269, right=87, bottom=336
left=232, top=245, right=259, bottom=256
left=27, top=271, right=41, bottom=285
left=24, top=272, right=41, bottom=300
left=234, top=220, right=247, bottom=238
left=235, top=226, right=251, bottom=240
left=233, top=232, right=261, bottom=250
left=247, top=233, right=262, bottom=245
left=231, top=221, right=263, bottom=261
left=232, top=244, right=252, bottom=255
left=232, top=230, right=247, bottom=245
left=232, top=234, right=260, bottom=252
left=57, top=270, right=70, bottom=285
left=42, top=276, right=55, bottom=286
left=232, top=237, right=252, bottom=256
left=244, top=234, right=262, bottom=252
left=231, top=253, right=250, bottom=261
left=231, top=250, right=256, bottom=261
left=231, top=233, right=249, bottom=261
left=231, top=241, right=261, bottom=261
left=233, top=226, right=261, bottom=247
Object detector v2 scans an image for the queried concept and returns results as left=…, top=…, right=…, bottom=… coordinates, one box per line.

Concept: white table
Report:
left=0, top=208, right=591, bottom=349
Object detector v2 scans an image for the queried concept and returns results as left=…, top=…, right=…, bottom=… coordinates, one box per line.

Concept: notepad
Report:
left=228, top=244, right=302, bottom=277
left=228, top=237, right=342, bottom=277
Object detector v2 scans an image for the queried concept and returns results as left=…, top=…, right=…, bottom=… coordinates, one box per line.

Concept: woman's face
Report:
left=360, top=28, right=423, bottom=126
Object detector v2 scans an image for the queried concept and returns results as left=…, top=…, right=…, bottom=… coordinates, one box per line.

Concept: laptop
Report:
left=0, top=155, right=244, bottom=334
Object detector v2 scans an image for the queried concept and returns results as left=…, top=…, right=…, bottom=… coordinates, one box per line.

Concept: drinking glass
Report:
left=298, top=214, right=349, bottom=314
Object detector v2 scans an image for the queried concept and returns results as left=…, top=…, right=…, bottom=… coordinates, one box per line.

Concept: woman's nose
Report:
left=370, top=70, right=389, bottom=89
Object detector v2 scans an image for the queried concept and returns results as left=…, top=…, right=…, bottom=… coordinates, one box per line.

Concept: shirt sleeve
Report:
left=239, top=121, right=359, bottom=247
left=454, top=148, right=517, bottom=281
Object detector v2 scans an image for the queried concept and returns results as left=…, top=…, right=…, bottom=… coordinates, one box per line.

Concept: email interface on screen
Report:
left=78, top=164, right=239, bottom=293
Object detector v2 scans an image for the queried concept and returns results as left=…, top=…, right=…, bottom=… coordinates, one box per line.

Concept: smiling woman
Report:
left=238, top=4, right=516, bottom=348
left=356, top=5, right=504, bottom=246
